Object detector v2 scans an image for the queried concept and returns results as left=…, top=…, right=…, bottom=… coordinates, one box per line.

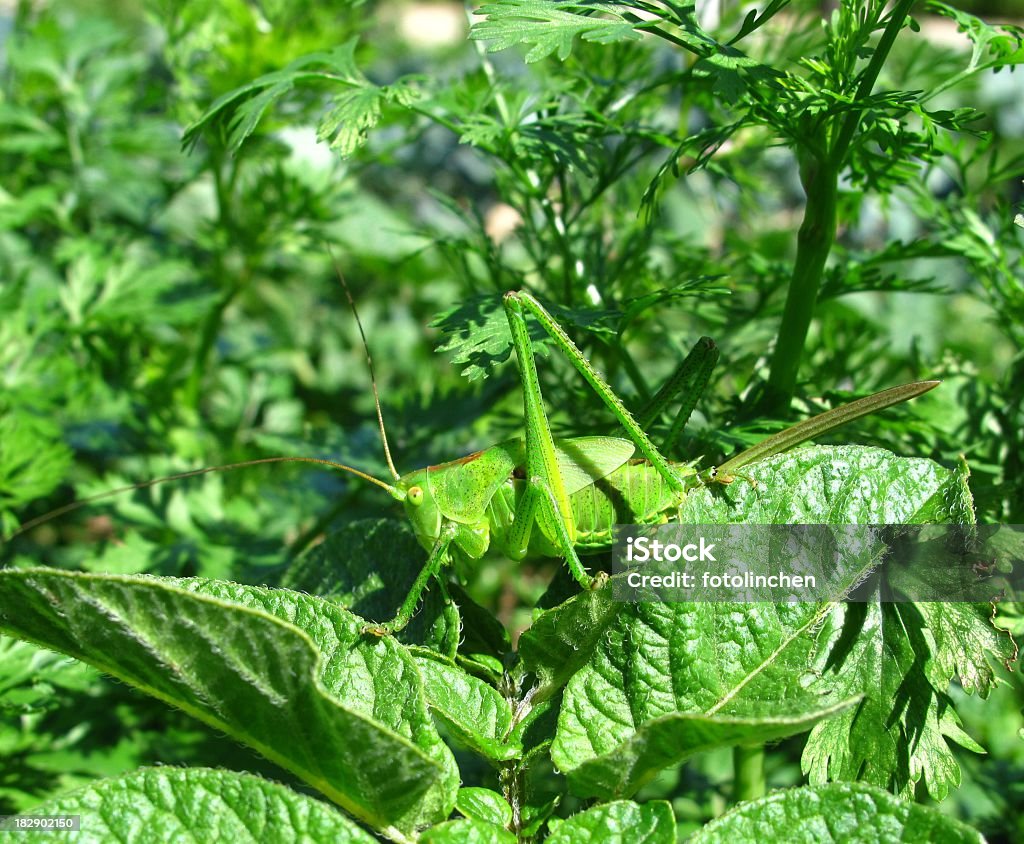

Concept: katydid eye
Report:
left=408, top=486, right=424, bottom=506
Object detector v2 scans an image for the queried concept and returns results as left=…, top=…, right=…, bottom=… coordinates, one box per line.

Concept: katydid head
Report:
left=396, top=468, right=442, bottom=551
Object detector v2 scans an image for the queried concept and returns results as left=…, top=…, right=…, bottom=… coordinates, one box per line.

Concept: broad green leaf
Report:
left=550, top=596, right=860, bottom=798
left=546, top=800, right=675, bottom=843
left=679, top=445, right=954, bottom=525
left=17, top=767, right=376, bottom=843
left=420, top=818, right=517, bottom=843
left=455, top=788, right=514, bottom=827
left=690, top=782, right=983, bottom=843
left=471, top=1, right=641, bottom=63
left=415, top=653, right=518, bottom=761
left=0, top=570, right=458, bottom=835
left=516, top=587, right=620, bottom=703
left=553, top=446, right=1012, bottom=799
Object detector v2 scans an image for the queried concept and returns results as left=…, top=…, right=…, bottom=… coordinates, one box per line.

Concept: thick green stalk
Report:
left=760, top=0, right=916, bottom=414
left=760, top=153, right=838, bottom=414
left=733, top=744, right=765, bottom=803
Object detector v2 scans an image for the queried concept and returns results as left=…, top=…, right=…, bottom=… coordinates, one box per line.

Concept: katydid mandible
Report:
left=7, top=289, right=939, bottom=637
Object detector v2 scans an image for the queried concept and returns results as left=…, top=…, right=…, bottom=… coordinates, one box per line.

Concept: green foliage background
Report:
left=0, top=0, right=1022, bottom=840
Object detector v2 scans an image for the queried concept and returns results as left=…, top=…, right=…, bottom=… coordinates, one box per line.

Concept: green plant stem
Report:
left=759, top=0, right=915, bottom=414
left=733, top=744, right=765, bottom=803
left=759, top=152, right=838, bottom=414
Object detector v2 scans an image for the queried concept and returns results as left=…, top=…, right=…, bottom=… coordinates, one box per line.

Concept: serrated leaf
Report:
left=754, top=451, right=1019, bottom=800
left=317, top=82, right=421, bottom=157
left=471, top=1, right=641, bottom=63
left=183, top=41, right=418, bottom=160
left=420, top=818, right=517, bottom=843
left=455, top=788, right=514, bottom=827
left=18, top=767, right=376, bottom=843
left=0, top=413, right=72, bottom=536
left=0, top=570, right=458, bottom=835
left=926, top=1, right=1024, bottom=69
left=552, top=446, right=1012, bottom=800
left=432, top=295, right=549, bottom=381
left=546, top=800, right=675, bottom=843
left=183, top=42, right=367, bottom=154
left=415, top=653, right=519, bottom=761
left=690, top=782, right=983, bottom=843
left=431, top=294, right=673, bottom=382
left=800, top=598, right=1009, bottom=801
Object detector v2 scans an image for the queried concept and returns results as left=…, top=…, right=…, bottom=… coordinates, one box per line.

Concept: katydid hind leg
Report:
left=503, top=293, right=578, bottom=549
left=635, top=336, right=719, bottom=455
left=505, top=291, right=690, bottom=496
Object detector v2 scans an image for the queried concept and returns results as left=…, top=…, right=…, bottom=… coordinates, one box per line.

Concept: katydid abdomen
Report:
left=488, top=457, right=695, bottom=558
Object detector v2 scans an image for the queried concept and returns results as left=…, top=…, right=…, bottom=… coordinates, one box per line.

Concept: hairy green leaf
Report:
left=17, top=767, right=376, bottom=843
left=550, top=593, right=861, bottom=798
left=516, top=587, right=620, bottom=704
left=546, top=800, right=675, bottom=843
left=415, top=653, right=518, bottom=761
left=0, top=570, right=458, bottom=835
left=690, top=782, right=983, bottom=843
left=455, top=788, right=514, bottom=827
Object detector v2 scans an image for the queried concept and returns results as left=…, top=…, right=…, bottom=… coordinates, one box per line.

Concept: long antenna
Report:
left=326, top=247, right=401, bottom=481
left=3, top=456, right=401, bottom=544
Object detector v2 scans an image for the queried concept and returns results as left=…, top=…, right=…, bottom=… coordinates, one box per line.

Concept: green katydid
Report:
left=7, top=287, right=939, bottom=637
left=360, top=291, right=937, bottom=633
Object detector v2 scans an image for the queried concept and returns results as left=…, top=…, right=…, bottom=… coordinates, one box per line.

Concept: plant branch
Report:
left=759, top=0, right=915, bottom=413
left=733, top=744, right=765, bottom=803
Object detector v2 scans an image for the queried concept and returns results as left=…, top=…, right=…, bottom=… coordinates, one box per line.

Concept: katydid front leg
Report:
left=363, top=524, right=457, bottom=636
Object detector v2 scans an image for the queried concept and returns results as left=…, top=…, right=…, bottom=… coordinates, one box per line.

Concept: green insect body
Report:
left=398, top=436, right=694, bottom=566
